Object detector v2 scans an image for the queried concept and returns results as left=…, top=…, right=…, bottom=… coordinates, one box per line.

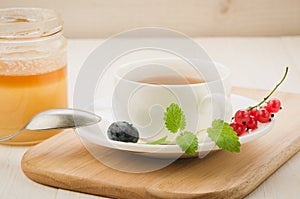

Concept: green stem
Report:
left=196, top=128, right=207, bottom=136
left=248, top=67, right=289, bottom=110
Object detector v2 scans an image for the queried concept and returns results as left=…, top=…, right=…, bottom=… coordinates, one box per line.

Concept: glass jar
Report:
left=0, top=8, right=67, bottom=145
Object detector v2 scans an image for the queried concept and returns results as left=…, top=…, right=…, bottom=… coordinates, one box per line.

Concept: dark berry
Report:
left=107, top=121, right=139, bottom=143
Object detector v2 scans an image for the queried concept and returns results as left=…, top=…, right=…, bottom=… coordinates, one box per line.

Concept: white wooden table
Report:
left=1, top=37, right=300, bottom=199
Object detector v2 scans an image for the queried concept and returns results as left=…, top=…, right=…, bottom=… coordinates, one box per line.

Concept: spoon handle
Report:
left=0, top=108, right=102, bottom=142
left=0, top=129, right=23, bottom=142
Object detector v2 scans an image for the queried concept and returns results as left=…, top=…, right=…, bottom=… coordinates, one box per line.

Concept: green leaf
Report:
left=176, top=131, right=198, bottom=155
left=164, top=103, right=186, bottom=133
left=148, top=136, right=168, bottom=145
left=207, top=119, right=241, bottom=152
left=180, top=114, right=186, bottom=131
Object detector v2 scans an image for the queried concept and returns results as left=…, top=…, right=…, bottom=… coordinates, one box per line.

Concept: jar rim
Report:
left=0, top=7, right=63, bottom=39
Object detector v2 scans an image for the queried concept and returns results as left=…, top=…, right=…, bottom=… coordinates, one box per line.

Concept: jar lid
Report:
left=0, top=8, right=63, bottom=39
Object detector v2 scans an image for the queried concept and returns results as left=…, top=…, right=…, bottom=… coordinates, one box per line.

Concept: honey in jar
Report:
left=0, top=8, right=67, bottom=145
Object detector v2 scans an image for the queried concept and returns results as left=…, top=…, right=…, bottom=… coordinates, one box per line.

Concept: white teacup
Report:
left=112, top=58, right=232, bottom=142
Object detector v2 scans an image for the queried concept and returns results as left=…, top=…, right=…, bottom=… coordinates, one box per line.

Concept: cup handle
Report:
left=199, top=94, right=232, bottom=122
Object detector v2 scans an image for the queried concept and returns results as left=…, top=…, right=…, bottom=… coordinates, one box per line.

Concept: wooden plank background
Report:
left=1, top=0, right=300, bottom=38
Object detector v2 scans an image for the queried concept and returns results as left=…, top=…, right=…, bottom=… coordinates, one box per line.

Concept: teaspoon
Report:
left=0, top=108, right=101, bottom=142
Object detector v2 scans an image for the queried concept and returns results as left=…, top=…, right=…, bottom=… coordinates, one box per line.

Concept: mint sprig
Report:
left=160, top=103, right=241, bottom=155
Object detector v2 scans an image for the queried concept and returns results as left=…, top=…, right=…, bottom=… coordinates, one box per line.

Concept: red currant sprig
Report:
left=230, top=67, right=288, bottom=136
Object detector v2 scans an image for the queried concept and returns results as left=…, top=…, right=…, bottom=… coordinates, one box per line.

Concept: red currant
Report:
left=230, top=122, right=247, bottom=136
left=248, top=109, right=258, bottom=119
left=247, top=117, right=258, bottom=130
left=234, top=109, right=250, bottom=125
left=266, top=98, right=281, bottom=113
left=257, top=107, right=271, bottom=123
left=230, top=122, right=237, bottom=129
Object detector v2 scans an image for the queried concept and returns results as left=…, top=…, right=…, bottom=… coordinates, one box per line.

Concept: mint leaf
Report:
left=207, top=119, right=241, bottom=152
left=176, top=131, right=198, bottom=155
left=164, top=103, right=186, bottom=133
left=148, top=136, right=167, bottom=145
left=180, top=114, right=186, bottom=131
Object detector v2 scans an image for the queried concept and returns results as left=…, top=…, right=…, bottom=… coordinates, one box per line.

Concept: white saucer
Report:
left=77, top=94, right=274, bottom=158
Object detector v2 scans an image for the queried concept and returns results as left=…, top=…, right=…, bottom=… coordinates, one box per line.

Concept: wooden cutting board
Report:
left=21, top=88, right=300, bottom=199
